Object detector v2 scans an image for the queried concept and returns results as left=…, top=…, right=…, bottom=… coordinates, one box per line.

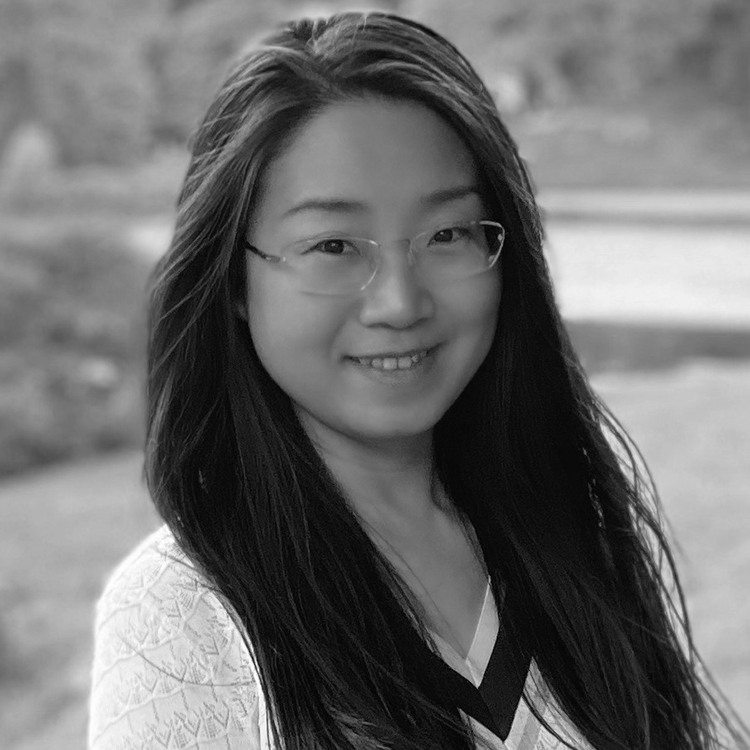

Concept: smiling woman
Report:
left=87, top=11, right=747, bottom=750
left=242, top=100, right=501, bottom=446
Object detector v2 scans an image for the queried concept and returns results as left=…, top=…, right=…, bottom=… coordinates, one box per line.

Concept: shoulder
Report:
left=94, top=525, right=254, bottom=679
left=88, top=525, right=265, bottom=750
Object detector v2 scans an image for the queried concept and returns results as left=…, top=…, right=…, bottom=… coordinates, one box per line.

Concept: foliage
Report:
left=406, top=0, right=750, bottom=107
left=0, top=0, right=163, bottom=164
left=152, top=0, right=282, bottom=142
left=0, top=224, right=152, bottom=476
left=0, top=146, right=187, bottom=215
left=508, top=94, right=750, bottom=190
left=1, top=0, right=747, bottom=166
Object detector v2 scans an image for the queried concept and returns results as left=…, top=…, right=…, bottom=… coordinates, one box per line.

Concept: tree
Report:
left=0, top=0, right=166, bottom=164
left=152, top=0, right=282, bottom=143
left=405, top=0, right=750, bottom=108
left=0, top=0, right=37, bottom=148
left=406, top=0, right=627, bottom=106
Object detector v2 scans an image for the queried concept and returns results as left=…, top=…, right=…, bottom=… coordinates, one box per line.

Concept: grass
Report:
left=593, top=363, right=750, bottom=724
left=0, top=453, right=159, bottom=749
left=1, top=361, right=749, bottom=748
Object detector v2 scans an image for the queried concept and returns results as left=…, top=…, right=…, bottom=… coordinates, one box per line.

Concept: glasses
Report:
left=244, top=220, right=505, bottom=296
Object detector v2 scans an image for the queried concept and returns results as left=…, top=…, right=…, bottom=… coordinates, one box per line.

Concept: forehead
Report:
left=252, top=98, right=480, bottom=229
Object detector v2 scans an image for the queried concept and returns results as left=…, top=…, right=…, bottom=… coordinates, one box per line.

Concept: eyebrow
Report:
left=280, top=185, right=482, bottom=219
left=419, top=185, right=482, bottom=209
left=281, top=198, right=366, bottom=219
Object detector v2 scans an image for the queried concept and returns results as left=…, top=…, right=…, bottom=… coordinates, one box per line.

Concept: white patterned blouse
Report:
left=88, top=525, right=592, bottom=750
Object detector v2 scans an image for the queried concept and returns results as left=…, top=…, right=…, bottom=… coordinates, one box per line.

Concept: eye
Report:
left=430, top=225, right=471, bottom=244
left=307, top=238, right=356, bottom=256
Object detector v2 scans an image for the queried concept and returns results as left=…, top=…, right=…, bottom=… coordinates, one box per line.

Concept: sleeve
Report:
left=87, top=542, right=265, bottom=750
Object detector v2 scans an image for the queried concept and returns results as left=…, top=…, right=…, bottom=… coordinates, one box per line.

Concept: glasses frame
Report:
left=243, top=219, right=505, bottom=296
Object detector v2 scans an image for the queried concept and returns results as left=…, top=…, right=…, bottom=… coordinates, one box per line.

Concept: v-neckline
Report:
left=418, top=579, right=533, bottom=744
left=431, top=578, right=500, bottom=684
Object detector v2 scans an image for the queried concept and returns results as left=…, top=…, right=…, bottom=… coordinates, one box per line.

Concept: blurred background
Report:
left=0, top=0, right=749, bottom=747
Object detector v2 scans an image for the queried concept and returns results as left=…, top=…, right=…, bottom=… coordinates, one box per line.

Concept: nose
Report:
left=357, top=244, right=434, bottom=328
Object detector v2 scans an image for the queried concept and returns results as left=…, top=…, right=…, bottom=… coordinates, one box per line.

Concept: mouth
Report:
left=347, top=347, right=433, bottom=372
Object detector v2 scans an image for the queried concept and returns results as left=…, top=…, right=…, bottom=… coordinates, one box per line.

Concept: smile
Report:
left=349, top=349, right=430, bottom=371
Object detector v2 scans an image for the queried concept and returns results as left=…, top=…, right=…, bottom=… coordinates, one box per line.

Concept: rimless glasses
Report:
left=244, top=220, right=505, bottom=296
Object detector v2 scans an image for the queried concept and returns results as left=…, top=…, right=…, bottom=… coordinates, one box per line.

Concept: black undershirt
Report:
left=402, top=585, right=532, bottom=741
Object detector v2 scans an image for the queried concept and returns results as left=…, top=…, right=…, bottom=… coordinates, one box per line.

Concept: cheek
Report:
left=245, top=273, right=300, bottom=376
left=245, top=278, right=279, bottom=360
left=454, top=271, right=502, bottom=384
left=461, top=269, right=502, bottom=343
left=245, top=274, right=347, bottom=382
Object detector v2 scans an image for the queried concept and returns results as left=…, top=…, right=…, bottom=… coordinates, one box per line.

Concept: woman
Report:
left=88, top=11, right=745, bottom=750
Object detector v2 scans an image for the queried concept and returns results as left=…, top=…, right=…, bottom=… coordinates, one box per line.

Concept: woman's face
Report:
left=241, top=98, right=501, bottom=447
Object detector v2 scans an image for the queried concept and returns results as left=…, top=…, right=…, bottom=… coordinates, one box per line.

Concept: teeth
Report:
left=354, top=350, right=428, bottom=370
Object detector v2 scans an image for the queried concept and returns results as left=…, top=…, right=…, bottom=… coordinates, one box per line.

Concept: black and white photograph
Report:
left=1, top=1, right=749, bottom=748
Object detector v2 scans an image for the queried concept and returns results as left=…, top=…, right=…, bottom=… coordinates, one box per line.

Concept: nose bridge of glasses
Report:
left=367, top=236, right=420, bottom=266
left=360, top=236, right=425, bottom=294
left=374, top=236, right=423, bottom=275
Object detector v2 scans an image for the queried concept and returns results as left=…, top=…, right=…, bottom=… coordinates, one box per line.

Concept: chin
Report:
left=345, top=407, right=443, bottom=443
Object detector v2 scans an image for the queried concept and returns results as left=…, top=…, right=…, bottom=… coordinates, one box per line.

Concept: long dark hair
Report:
left=145, top=11, right=745, bottom=750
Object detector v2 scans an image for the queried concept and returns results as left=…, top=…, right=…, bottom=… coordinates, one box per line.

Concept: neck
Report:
left=299, top=415, right=442, bottom=531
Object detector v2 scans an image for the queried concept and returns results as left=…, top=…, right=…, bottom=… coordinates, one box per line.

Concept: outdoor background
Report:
left=0, top=0, right=749, bottom=748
